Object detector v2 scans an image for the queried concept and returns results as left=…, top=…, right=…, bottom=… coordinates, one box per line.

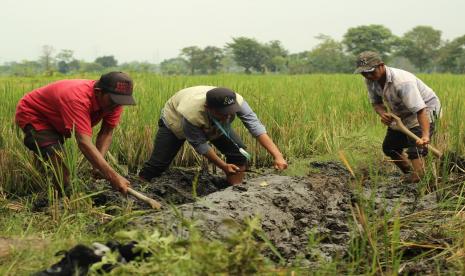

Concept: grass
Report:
left=1, top=73, right=465, bottom=274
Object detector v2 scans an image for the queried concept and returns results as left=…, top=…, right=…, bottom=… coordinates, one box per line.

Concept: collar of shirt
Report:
left=385, top=66, right=394, bottom=84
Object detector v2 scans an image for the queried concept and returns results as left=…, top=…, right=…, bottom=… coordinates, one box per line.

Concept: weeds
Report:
left=94, top=217, right=272, bottom=275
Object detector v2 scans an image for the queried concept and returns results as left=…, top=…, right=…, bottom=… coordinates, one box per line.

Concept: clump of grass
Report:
left=93, top=216, right=272, bottom=275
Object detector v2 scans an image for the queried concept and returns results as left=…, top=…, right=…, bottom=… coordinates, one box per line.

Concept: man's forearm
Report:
left=76, top=133, right=119, bottom=181
left=95, top=125, right=114, bottom=156
left=256, top=133, right=283, bottom=159
left=96, top=132, right=112, bottom=156
left=204, top=148, right=227, bottom=170
left=417, top=108, right=430, bottom=137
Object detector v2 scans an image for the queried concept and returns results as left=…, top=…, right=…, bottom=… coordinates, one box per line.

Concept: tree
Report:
left=263, top=40, right=288, bottom=72
left=220, top=48, right=243, bottom=73
left=201, top=46, right=224, bottom=74
left=397, top=26, right=442, bottom=72
left=67, top=59, right=80, bottom=72
left=227, top=37, right=268, bottom=73
left=9, top=60, right=42, bottom=76
left=56, top=49, right=74, bottom=63
left=308, top=35, right=353, bottom=73
left=40, top=45, right=55, bottom=75
left=160, top=58, right=189, bottom=75
left=81, top=62, right=104, bottom=72
left=180, top=46, right=203, bottom=75
left=119, top=61, right=158, bottom=72
left=57, top=60, right=70, bottom=74
left=56, top=49, right=77, bottom=74
left=95, top=55, right=118, bottom=68
left=287, top=52, right=312, bottom=74
left=342, top=25, right=397, bottom=60
left=179, top=46, right=224, bottom=74
left=436, top=35, right=465, bottom=73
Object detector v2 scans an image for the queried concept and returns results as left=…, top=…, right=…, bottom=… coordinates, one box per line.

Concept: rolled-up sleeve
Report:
left=237, top=100, right=266, bottom=137
left=398, top=82, right=427, bottom=113
left=182, top=118, right=211, bottom=154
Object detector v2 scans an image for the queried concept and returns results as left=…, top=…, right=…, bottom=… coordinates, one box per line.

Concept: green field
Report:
left=1, top=74, right=465, bottom=274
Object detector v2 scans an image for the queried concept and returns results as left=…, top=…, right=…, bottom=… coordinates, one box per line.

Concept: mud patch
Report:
left=356, top=168, right=459, bottom=274
left=90, top=161, right=455, bottom=270
left=91, top=168, right=230, bottom=209
left=128, top=162, right=353, bottom=261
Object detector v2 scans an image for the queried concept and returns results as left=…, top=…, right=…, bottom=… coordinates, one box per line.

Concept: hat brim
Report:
left=216, top=102, right=241, bottom=115
left=354, top=66, right=377, bottom=74
left=109, top=93, right=136, bottom=105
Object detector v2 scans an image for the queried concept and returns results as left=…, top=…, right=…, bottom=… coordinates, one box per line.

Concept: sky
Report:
left=1, top=0, right=464, bottom=64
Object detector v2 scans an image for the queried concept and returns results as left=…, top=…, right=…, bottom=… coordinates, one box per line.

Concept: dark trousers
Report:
left=22, top=124, right=64, bottom=158
left=382, top=123, right=435, bottom=160
left=139, top=119, right=247, bottom=181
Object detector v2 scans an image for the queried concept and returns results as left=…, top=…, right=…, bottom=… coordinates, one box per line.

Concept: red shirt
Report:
left=15, top=79, right=123, bottom=137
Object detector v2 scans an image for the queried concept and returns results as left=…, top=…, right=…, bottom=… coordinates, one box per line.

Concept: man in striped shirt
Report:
left=356, top=51, right=441, bottom=183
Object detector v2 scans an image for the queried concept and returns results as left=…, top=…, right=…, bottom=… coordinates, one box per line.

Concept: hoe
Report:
left=389, top=113, right=465, bottom=172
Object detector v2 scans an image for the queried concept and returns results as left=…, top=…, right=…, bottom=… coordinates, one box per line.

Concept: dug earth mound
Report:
left=104, top=162, right=354, bottom=262
left=92, top=160, right=444, bottom=269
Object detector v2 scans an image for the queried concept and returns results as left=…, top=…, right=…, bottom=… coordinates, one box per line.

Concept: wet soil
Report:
left=91, top=162, right=353, bottom=262
left=89, top=161, right=457, bottom=272
left=129, top=162, right=353, bottom=262
left=91, top=168, right=230, bottom=209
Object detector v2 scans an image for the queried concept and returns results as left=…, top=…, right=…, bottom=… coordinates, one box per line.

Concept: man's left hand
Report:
left=416, top=136, right=430, bottom=147
left=274, top=157, right=288, bottom=170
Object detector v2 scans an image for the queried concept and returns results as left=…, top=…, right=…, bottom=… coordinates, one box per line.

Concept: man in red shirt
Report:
left=15, top=71, right=135, bottom=194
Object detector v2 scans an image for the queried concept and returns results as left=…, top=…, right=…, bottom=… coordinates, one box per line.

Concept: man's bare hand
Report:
left=380, top=113, right=393, bottom=126
left=111, top=175, right=129, bottom=195
left=274, top=157, right=288, bottom=170
left=416, top=136, right=430, bottom=147
left=222, top=163, right=240, bottom=175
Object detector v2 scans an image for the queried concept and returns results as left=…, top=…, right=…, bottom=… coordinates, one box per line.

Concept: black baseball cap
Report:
left=97, top=71, right=136, bottom=105
left=206, top=87, right=240, bottom=115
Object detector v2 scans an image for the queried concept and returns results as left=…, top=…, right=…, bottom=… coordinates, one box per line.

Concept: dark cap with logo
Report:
left=206, top=87, right=240, bottom=115
left=354, top=51, right=383, bottom=74
left=97, top=71, right=136, bottom=105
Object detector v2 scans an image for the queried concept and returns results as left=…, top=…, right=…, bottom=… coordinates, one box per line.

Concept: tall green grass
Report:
left=1, top=73, right=465, bottom=274
left=1, top=73, right=465, bottom=193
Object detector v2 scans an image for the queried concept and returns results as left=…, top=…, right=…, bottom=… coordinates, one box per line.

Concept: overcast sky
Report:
left=1, top=0, right=464, bottom=64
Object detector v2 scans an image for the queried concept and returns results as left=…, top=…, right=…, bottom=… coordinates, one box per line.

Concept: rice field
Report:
left=1, top=73, right=465, bottom=274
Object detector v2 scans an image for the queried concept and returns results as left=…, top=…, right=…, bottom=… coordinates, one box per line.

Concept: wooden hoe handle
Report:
left=388, top=113, right=442, bottom=158
left=127, top=187, right=162, bottom=210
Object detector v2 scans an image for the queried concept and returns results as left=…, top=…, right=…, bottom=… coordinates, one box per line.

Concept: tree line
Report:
left=1, top=24, right=464, bottom=76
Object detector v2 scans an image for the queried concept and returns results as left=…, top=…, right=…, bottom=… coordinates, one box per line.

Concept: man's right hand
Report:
left=111, top=175, right=129, bottom=195
left=222, top=163, right=240, bottom=175
left=380, top=112, right=393, bottom=126
left=274, top=156, right=288, bottom=171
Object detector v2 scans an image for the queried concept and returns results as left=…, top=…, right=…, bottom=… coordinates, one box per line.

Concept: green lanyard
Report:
left=210, top=116, right=251, bottom=161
